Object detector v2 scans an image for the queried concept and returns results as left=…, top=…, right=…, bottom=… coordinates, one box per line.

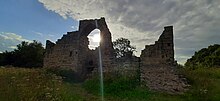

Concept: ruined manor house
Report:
left=44, top=17, right=188, bottom=93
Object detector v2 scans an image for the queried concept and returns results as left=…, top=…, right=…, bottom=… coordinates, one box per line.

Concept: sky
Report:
left=0, top=0, right=220, bottom=64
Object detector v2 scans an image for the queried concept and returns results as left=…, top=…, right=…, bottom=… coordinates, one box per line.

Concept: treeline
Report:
left=0, top=40, right=44, bottom=68
left=185, top=44, right=220, bottom=69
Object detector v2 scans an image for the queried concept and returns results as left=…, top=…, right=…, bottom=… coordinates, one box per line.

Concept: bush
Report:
left=185, top=44, right=220, bottom=69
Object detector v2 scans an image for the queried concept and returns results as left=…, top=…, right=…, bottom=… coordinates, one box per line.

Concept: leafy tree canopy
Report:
left=185, top=44, right=220, bottom=69
left=113, top=38, right=136, bottom=58
left=0, top=40, right=44, bottom=68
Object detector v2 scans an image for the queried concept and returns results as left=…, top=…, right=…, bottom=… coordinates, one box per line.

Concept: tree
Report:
left=0, top=51, right=15, bottom=66
left=113, top=38, right=136, bottom=58
left=185, top=44, right=220, bottom=69
left=0, top=40, right=45, bottom=68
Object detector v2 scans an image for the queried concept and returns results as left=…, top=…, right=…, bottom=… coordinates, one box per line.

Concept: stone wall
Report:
left=44, top=17, right=115, bottom=80
left=44, top=18, right=188, bottom=93
left=140, top=26, right=188, bottom=93
left=112, top=56, right=140, bottom=77
left=141, top=26, right=174, bottom=65
left=44, top=31, right=80, bottom=71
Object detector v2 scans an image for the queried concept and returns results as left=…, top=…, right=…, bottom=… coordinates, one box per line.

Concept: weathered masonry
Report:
left=141, top=26, right=174, bottom=65
left=140, top=26, right=188, bottom=93
left=44, top=17, right=114, bottom=80
left=44, top=18, right=188, bottom=93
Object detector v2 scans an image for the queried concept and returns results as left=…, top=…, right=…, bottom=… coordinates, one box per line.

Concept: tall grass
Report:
left=83, top=73, right=151, bottom=101
left=0, top=68, right=83, bottom=101
left=181, top=67, right=220, bottom=101
left=1, top=67, right=220, bottom=101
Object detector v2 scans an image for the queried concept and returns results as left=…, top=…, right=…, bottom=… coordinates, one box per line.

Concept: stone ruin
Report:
left=44, top=17, right=114, bottom=80
left=44, top=17, right=188, bottom=93
left=140, top=26, right=188, bottom=93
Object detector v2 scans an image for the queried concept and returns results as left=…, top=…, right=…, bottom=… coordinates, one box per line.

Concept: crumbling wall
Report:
left=44, top=17, right=188, bottom=93
left=112, top=56, right=140, bottom=77
left=140, top=26, right=188, bottom=93
left=44, top=31, right=80, bottom=71
left=141, top=26, right=174, bottom=65
left=44, top=17, right=115, bottom=80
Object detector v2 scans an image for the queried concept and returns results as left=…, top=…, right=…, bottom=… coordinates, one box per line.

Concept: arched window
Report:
left=87, top=29, right=101, bottom=50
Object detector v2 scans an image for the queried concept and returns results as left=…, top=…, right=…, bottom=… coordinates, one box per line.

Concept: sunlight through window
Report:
left=87, top=29, right=101, bottom=50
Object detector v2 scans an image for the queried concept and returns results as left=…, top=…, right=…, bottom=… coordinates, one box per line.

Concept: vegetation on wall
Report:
left=185, top=44, right=220, bottom=69
left=0, top=40, right=44, bottom=68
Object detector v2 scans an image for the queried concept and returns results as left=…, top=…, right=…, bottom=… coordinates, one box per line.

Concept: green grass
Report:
left=0, top=67, right=220, bottom=101
left=83, top=73, right=151, bottom=101
left=181, top=68, right=220, bottom=101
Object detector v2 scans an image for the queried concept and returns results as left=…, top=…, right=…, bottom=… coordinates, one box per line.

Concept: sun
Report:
left=92, top=34, right=101, bottom=42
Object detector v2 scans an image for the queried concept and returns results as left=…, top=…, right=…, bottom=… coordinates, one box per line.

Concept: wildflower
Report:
left=203, top=89, right=208, bottom=94
left=11, top=76, right=16, bottom=79
left=46, top=87, right=50, bottom=90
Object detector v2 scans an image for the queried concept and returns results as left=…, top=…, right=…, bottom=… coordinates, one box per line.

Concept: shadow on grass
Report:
left=45, top=68, right=84, bottom=83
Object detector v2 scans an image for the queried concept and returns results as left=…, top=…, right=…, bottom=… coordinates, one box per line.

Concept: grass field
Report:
left=0, top=67, right=220, bottom=101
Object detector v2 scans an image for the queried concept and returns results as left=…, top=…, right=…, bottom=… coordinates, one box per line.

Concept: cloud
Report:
left=30, top=31, right=57, bottom=44
left=38, top=0, right=220, bottom=64
left=0, top=32, right=31, bottom=52
left=32, top=31, right=43, bottom=36
left=0, top=32, right=30, bottom=42
left=71, top=25, right=79, bottom=30
left=8, top=46, right=17, bottom=49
